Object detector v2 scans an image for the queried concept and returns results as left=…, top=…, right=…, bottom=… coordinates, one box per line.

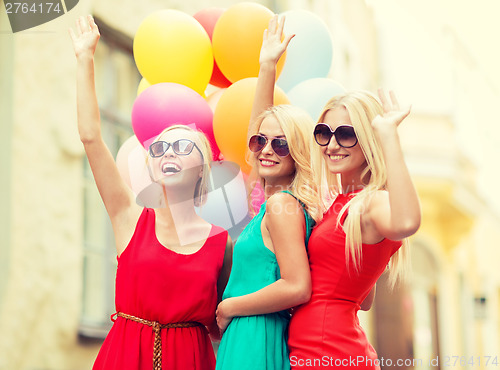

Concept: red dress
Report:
left=93, top=208, right=228, bottom=370
left=288, top=192, right=402, bottom=369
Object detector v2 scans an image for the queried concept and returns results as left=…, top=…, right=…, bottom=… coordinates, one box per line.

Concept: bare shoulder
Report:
left=114, top=201, right=143, bottom=228
left=359, top=190, right=389, bottom=243
left=359, top=189, right=390, bottom=226
left=265, top=192, right=302, bottom=214
left=361, top=190, right=390, bottom=233
left=265, top=192, right=304, bottom=229
left=365, top=189, right=390, bottom=212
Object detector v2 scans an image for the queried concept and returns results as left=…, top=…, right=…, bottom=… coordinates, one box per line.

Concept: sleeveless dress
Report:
left=288, top=191, right=402, bottom=369
left=93, top=208, right=228, bottom=370
left=216, top=191, right=314, bottom=370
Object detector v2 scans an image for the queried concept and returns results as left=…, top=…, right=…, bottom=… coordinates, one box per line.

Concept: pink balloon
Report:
left=242, top=172, right=265, bottom=214
left=131, top=82, right=221, bottom=159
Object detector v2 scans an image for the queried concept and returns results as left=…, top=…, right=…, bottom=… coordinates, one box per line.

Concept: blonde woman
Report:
left=214, top=17, right=321, bottom=368
left=288, top=89, right=420, bottom=369
left=70, top=16, right=232, bottom=370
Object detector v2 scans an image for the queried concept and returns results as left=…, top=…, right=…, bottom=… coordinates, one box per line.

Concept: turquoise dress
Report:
left=216, top=191, right=314, bottom=370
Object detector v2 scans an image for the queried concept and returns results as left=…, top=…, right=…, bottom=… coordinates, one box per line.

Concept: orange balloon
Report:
left=213, top=78, right=289, bottom=174
left=212, top=2, right=286, bottom=83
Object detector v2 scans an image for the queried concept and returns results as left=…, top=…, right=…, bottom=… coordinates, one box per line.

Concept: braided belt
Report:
left=112, top=312, right=203, bottom=370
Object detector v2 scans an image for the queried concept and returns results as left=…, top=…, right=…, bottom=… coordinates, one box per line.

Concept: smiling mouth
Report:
left=259, top=159, right=279, bottom=166
left=162, top=163, right=181, bottom=174
left=327, top=154, right=348, bottom=161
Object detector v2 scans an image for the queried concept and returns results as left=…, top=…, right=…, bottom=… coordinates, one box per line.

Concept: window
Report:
left=78, top=18, right=140, bottom=339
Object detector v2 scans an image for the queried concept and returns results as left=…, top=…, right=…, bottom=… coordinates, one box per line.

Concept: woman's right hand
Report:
left=69, top=15, right=100, bottom=59
left=259, top=15, right=294, bottom=67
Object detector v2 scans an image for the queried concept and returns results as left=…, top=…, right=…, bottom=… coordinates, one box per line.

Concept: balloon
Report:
left=213, top=77, right=289, bottom=173
left=131, top=82, right=220, bottom=159
left=250, top=180, right=265, bottom=213
left=196, top=161, right=251, bottom=240
left=115, top=135, right=151, bottom=195
left=137, top=77, right=151, bottom=96
left=212, top=2, right=285, bottom=83
left=193, top=8, right=232, bottom=88
left=287, top=78, right=346, bottom=121
left=277, top=10, right=333, bottom=92
left=206, top=88, right=226, bottom=113
left=133, top=10, right=213, bottom=95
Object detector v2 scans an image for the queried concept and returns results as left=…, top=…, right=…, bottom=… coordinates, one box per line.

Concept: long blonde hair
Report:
left=248, top=105, right=322, bottom=223
left=317, top=91, right=409, bottom=288
left=148, top=125, right=213, bottom=207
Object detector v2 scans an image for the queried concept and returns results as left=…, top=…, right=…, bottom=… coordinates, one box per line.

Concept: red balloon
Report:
left=193, top=8, right=232, bottom=88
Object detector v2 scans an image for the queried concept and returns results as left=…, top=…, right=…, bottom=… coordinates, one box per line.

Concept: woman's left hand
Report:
left=216, top=299, right=234, bottom=333
left=372, top=89, right=411, bottom=132
left=259, top=15, right=294, bottom=66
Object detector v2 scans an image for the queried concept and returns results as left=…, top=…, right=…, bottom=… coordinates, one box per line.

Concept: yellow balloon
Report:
left=212, top=3, right=286, bottom=83
left=137, top=77, right=151, bottom=96
left=133, top=10, right=214, bottom=95
left=213, top=78, right=289, bottom=174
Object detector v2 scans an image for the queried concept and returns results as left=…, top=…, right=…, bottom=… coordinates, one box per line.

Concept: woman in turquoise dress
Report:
left=214, top=16, right=322, bottom=370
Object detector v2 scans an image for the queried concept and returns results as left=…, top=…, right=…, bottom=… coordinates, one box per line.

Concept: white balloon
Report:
left=196, top=161, right=252, bottom=240
left=277, top=10, right=334, bottom=92
left=287, top=78, right=346, bottom=121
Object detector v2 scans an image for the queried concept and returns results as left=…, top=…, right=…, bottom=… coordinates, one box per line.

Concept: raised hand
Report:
left=367, top=88, right=421, bottom=243
left=69, top=15, right=100, bottom=59
left=372, top=89, right=411, bottom=132
left=259, top=15, right=295, bottom=66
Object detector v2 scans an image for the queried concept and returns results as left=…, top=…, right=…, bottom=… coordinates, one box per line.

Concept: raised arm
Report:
left=367, top=89, right=421, bottom=240
left=247, top=15, right=294, bottom=141
left=216, top=193, right=310, bottom=332
left=69, top=15, right=141, bottom=255
left=69, top=16, right=139, bottom=251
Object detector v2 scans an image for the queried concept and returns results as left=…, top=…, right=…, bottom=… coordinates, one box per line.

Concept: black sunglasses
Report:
left=313, top=123, right=358, bottom=148
left=149, top=139, right=203, bottom=158
left=248, top=134, right=290, bottom=157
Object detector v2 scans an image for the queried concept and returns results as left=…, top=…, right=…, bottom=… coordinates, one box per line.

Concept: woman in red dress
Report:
left=287, top=89, right=421, bottom=369
left=69, top=16, right=232, bottom=370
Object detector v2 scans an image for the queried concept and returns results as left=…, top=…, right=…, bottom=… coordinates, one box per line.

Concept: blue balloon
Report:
left=287, top=78, right=346, bottom=121
left=277, top=10, right=334, bottom=93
